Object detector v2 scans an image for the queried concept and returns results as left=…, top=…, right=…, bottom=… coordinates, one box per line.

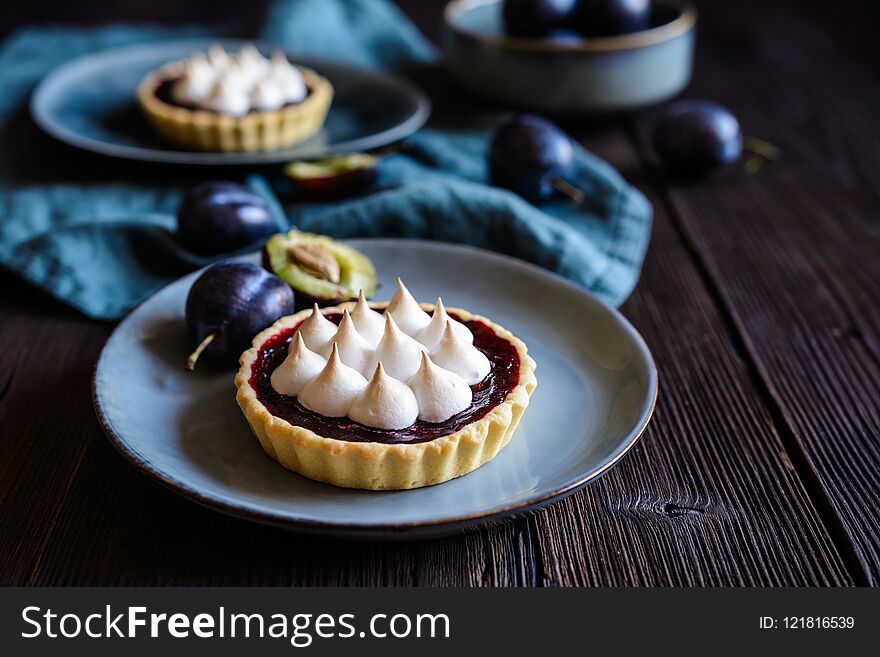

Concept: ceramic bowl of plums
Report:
left=444, top=0, right=696, bottom=112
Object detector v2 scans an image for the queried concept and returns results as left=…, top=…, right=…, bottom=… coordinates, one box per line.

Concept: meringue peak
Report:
left=291, top=331, right=309, bottom=354
left=350, top=289, right=385, bottom=347
left=270, top=333, right=326, bottom=397
left=349, top=363, right=419, bottom=430
left=322, top=309, right=372, bottom=374
left=370, top=313, right=427, bottom=381
left=271, top=50, right=287, bottom=67
left=371, top=361, right=388, bottom=379
left=269, top=50, right=306, bottom=103
left=238, top=44, right=267, bottom=67
left=418, top=297, right=473, bottom=349
left=387, top=278, right=431, bottom=336
left=250, top=75, right=284, bottom=111
left=202, top=69, right=250, bottom=116
left=297, top=344, right=368, bottom=417
left=171, top=59, right=216, bottom=105
left=431, top=320, right=491, bottom=385
left=296, top=304, right=338, bottom=353
left=207, top=44, right=230, bottom=68
left=409, top=352, right=473, bottom=423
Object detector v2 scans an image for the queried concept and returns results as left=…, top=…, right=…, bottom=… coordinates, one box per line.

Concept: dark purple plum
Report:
left=575, top=0, right=651, bottom=37
left=488, top=114, right=577, bottom=203
left=177, top=181, right=276, bottom=256
left=283, top=153, right=380, bottom=199
left=185, top=262, right=294, bottom=370
left=502, top=0, right=578, bottom=38
left=653, top=100, right=743, bottom=175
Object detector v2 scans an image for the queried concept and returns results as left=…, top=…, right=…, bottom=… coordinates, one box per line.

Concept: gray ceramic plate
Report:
left=31, top=39, right=430, bottom=166
left=93, top=240, right=657, bottom=538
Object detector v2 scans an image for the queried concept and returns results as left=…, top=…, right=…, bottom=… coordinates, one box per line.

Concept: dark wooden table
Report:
left=2, top=0, right=878, bottom=586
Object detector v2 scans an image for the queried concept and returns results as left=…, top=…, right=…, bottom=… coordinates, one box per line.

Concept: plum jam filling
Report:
left=155, top=78, right=311, bottom=113
left=249, top=312, right=521, bottom=445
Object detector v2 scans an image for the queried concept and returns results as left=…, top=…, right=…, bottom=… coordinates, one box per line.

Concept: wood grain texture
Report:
left=631, top=0, right=880, bottom=584
left=0, top=0, right=875, bottom=587
left=0, top=285, right=109, bottom=586
left=529, top=124, right=851, bottom=586
left=9, top=370, right=533, bottom=586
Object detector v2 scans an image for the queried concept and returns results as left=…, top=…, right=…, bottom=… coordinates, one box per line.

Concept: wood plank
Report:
left=0, top=0, right=535, bottom=588
left=0, top=0, right=532, bottom=589
left=15, top=350, right=531, bottom=585
left=527, top=124, right=852, bottom=586
left=0, top=278, right=108, bottom=585
left=12, top=131, right=850, bottom=585
left=631, top=0, right=880, bottom=583
left=26, top=437, right=532, bottom=586
left=0, top=0, right=864, bottom=587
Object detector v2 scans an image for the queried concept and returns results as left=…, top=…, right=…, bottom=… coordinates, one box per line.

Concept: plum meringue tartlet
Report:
left=138, top=44, right=333, bottom=152
left=235, top=279, right=537, bottom=490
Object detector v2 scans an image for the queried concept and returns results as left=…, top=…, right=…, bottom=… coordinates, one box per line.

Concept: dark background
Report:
left=1, top=0, right=879, bottom=587
left=0, top=0, right=441, bottom=42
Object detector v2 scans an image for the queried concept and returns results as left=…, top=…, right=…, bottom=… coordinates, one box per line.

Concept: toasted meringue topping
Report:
left=349, top=364, right=419, bottom=430
left=298, top=344, right=367, bottom=417
left=267, top=281, right=500, bottom=428
left=418, top=297, right=473, bottom=350
left=387, top=278, right=431, bottom=336
left=369, top=314, right=427, bottom=381
left=296, top=304, right=338, bottom=353
left=321, top=309, right=373, bottom=375
left=350, top=290, right=385, bottom=347
left=431, top=321, right=491, bottom=385
left=270, top=333, right=326, bottom=396
left=408, top=352, right=473, bottom=423
left=166, top=44, right=307, bottom=115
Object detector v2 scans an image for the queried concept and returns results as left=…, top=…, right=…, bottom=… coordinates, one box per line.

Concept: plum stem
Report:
left=185, top=331, right=218, bottom=371
left=744, top=155, right=764, bottom=174
left=743, top=136, right=782, bottom=161
left=742, top=137, right=782, bottom=175
left=551, top=177, right=585, bottom=205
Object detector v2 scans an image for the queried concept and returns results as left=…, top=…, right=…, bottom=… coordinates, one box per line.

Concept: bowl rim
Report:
left=444, top=0, right=697, bottom=53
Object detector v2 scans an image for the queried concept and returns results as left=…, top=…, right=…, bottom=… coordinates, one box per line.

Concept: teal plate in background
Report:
left=31, top=39, right=430, bottom=166
left=93, top=240, right=657, bottom=538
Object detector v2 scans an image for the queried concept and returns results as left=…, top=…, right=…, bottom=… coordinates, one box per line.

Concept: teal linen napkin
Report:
left=0, top=0, right=651, bottom=320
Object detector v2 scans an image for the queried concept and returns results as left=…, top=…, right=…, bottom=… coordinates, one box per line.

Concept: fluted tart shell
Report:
left=137, top=63, right=333, bottom=153
left=234, top=302, right=537, bottom=490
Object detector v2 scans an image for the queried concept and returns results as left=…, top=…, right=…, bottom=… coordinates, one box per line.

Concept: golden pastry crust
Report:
left=137, top=63, right=333, bottom=152
left=235, top=302, right=537, bottom=490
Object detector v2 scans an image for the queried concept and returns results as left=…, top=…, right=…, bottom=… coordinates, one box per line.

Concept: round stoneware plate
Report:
left=93, top=240, right=657, bottom=538
left=31, top=39, right=430, bottom=166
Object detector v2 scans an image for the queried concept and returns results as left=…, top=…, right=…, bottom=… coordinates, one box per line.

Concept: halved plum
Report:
left=284, top=153, right=380, bottom=199
left=263, top=230, right=378, bottom=310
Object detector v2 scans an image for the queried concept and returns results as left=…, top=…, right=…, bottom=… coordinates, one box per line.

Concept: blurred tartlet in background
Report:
left=138, top=44, right=333, bottom=152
